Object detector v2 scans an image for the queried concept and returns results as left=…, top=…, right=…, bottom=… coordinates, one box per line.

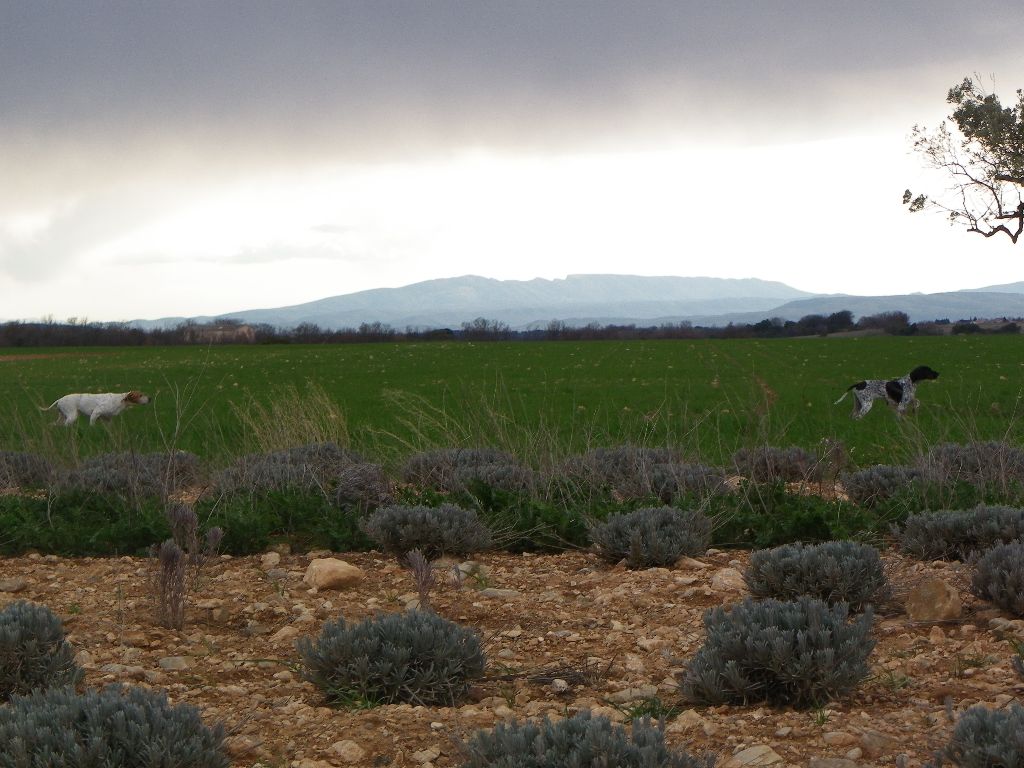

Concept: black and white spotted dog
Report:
left=835, top=365, right=940, bottom=419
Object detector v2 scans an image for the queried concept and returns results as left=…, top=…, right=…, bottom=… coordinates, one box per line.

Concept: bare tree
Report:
left=905, top=75, right=1024, bottom=243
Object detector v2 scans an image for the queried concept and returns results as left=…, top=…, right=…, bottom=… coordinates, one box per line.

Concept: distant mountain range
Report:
left=131, top=274, right=1024, bottom=331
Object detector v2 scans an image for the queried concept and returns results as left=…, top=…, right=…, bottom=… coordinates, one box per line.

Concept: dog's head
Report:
left=909, top=365, right=939, bottom=383
left=123, top=391, right=151, bottom=405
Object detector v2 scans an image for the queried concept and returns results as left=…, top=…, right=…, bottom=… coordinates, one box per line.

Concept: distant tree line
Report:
left=1, top=310, right=1020, bottom=348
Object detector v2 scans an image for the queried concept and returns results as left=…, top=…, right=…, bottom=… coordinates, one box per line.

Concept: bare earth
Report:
left=1, top=548, right=1022, bottom=768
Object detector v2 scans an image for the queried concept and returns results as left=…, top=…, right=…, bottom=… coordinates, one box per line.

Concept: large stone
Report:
left=260, top=551, right=281, bottom=570
left=606, top=685, right=658, bottom=703
left=270, top=625, right=300, bottom=643
left=674, top=556, right=708, bottom=570
left=905, top=577, right=962, bottom=622
left=0, top=577, right=27, bottom=593
left=808, top=760, right=858, bottom=768
left=859, top=729, right=900, bottom=759
left=225, top=734, right=265, bottom=759
left=412, top=745, right=441, bottom=764
left=302, top=558, right=364, bottom=590
left=722, top=745, right=784, bottom=767
left=710, top=567, right=746, bottom=593
left=666, top=709, right=717, bottom=737
left=331, top=740, right=366, bottom=763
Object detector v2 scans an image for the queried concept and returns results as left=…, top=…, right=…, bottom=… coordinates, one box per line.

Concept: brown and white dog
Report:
left=41, top=391, right=151, bottom=425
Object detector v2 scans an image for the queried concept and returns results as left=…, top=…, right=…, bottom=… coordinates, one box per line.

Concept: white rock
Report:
left=721, top=745, right=784, bottom=767
left=412, top=746, right=441, bottom=764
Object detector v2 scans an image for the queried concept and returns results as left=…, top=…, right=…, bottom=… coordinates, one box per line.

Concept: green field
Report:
left=2, top=335, right=1023, bottom=468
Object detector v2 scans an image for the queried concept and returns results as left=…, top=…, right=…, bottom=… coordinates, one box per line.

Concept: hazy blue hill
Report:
left=129, top=274, right=1024, bottom=331
left=137, top=274, right=817, bottom=329
left=961, top=281, right=1024, bottom=294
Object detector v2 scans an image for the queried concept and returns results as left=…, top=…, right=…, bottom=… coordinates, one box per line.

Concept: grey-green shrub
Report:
left=0, top=451, right=51, bottom=488
left=896, top=505, right=1024, bottom=560
left=744, top=541, right=890, bottom=610
left=680, top=596, right=875, bottom=707
left=0, top=601, right=83, bottom=702
left=841, top=465, right=922, bottom=507
left=459, top=710, right=714, bottom=768
left=590, top=506, right=711, bottom=568
left=918, top=441, right=1024, bottom=490
left=929, top=703, right=1024, bottom=768
left=298, top=610, right=485, bottom=706
left=0, top=684, right=228, bottom=768
left=332, top=462, right=394, bottom=510
left=969, top=539, right=1024, bottom=616
left=56, top=451, right=202, bottom=500
left=649, top=463, right=728, bottom=501
left=214, top=441, right=362, bottom=494
left=455, top=462, right=540, bottom=496
left=401, top=448, right=517, bottom=492
left=362, top=503, right=492, bottom=560
left=732, top=445, right=818, bottom=483
left=559, top=445, right=688, bottom=500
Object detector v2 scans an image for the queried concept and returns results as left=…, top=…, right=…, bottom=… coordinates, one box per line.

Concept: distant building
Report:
left=183, top=322, right=256, bottom=344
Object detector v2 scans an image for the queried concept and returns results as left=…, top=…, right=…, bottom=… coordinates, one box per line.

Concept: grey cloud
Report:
left=3, top=1, right=1022, bottom=157
left=107, top=243, right=371, bottom=266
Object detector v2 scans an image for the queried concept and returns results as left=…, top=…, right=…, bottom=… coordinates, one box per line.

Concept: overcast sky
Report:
left=2, top=1, right=1024, bottom=322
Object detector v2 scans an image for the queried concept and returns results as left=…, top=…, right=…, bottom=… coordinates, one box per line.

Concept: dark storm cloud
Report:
left=2, top=0, right=1019, bottom=155
left=3, top=1, right=1023, bottom=288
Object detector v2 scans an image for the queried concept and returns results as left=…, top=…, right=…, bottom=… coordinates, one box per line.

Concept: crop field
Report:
left=1, top=334, right=1023, bottom=468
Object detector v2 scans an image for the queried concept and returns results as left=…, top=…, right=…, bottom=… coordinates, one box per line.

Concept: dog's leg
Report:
left=853, top=395, right=872, bottom=420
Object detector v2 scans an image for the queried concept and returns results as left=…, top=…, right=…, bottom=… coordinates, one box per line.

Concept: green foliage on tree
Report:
left=906, top=76, right=1024, bottom=243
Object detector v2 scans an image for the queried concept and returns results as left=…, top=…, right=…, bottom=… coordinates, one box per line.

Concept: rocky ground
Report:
left=1, top=546, right=1023, bottom=768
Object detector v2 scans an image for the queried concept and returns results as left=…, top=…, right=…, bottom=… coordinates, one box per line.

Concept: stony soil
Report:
left=1, top=547, right=1023, bottom=768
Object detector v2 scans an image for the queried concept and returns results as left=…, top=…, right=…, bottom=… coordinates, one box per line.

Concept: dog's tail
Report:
left=38, top=401, right=58, bottom=412
left=834, top=390, right=851, bottom=405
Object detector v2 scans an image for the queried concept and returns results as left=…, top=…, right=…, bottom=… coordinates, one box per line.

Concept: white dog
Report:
left=41, top=391, right=151, bottom=425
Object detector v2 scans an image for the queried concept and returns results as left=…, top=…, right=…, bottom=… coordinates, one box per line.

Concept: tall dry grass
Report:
left=229, top=381, right=351, bottom=457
